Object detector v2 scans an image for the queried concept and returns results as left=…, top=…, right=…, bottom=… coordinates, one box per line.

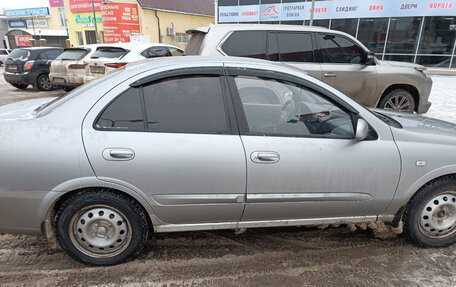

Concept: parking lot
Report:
left=0, top=67, right=456, bottom=286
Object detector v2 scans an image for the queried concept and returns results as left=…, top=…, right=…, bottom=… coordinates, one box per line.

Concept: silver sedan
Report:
left=0, top=57, right=455, bottom=266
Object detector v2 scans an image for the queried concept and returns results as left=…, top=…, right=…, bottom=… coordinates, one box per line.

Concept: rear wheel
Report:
left=10, top=83, right=28, bottom=89
left=403, top=178, right=456, bottom=247
left=55, top=190, right=149, bottom=266
left=378, top=89, right=415, bottom=113
left=36, top=74, right=54, bottom=91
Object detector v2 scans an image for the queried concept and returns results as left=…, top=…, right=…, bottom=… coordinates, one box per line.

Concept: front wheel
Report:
left=55, top=190, right=149, bottom=266
left=378, top=89, right=415, bottom=113
left=403, top=178, right=456, bottom=247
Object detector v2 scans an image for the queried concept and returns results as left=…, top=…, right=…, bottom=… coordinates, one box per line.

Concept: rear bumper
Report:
left=0, top=186, right=51, bottom=234
left=49, top=73, right=83, bottom=87
left=3, top=71, right=35, bottom=86
left=83, top=74, right=103, bottom=83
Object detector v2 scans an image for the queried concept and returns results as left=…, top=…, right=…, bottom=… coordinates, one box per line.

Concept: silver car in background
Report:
left=186, top=24, right=432, bottom=113
left=0, top=57, right=455, bottom=266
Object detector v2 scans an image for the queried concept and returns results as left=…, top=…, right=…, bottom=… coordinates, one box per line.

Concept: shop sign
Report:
left=26, top=19, right=48, bottom=28
left=70, top=0, right=102, bottom=12
left=101, top=3, right=140, bottom=43
left=75, top=14, right=102, bottom=23
left=5, top=7, right=49, bottom=18
left=219, top=0, right=456, bottom=22
left=49, top=0, right=64, bottom=7
left=8, top=20, right=27, bottom=28
left=15, top=35, right=33, bottom=47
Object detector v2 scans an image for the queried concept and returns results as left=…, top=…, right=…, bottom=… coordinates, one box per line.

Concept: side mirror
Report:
left=355, top=118, right=369, bottom=141
left=365, top=52, right=375, bottom=65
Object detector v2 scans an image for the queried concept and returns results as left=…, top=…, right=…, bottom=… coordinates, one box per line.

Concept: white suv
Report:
left=84, top=43, right=183, bottom=83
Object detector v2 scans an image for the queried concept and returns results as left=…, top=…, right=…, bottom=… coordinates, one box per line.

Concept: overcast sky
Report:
left=0, top=0, right=49, bottom=10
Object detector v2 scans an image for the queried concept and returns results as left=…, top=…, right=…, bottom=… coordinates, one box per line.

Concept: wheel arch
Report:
left=41, top=183, right=161, bottom=248
left=391, top=173, right=456, bottom=227
left=377, top=84, right=420, bottom=112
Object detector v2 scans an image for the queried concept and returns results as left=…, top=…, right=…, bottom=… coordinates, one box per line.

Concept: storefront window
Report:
left=312, top=19, right=329, bottom=28
left=416, top=55, right=451, bottom=68
left=357, top=18, right=388, bottom=54
left=386, top=17, right=421, bottom=54
left=240, top=0, right=259, bottom=5
left=77, top=31, right=83, bottom=46
left=330, top=18, right=357, bottom=37
left=418, top=16, right=456, bottom=55
left=218, top=0, right=238, bottom=5
left=383, top=54, right=414, bottom=63
left=59, top=7, right=67, bottom=27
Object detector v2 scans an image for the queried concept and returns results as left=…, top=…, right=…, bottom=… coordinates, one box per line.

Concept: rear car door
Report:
left=82, top=68, right=247, bottom=225
left=316, top=33, right=378, bottom=107
left=226, top=67, right=400, bottom=222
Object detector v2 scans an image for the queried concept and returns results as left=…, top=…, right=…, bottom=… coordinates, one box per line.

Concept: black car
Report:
left=3, top=47, right=63, bottom=91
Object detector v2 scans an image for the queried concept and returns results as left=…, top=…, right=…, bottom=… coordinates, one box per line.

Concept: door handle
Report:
left=324, top=73, right=337, bottom=78
left=102, top=148, right=135, bottom=161
left=250, top=152, right=280, bottom=164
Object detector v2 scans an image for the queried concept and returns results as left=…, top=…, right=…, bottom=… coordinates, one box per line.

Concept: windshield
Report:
left=184, top=32, right=205, bottom=55
left=91, top=47, right=128, bottom=59
left=8, top=49, right=30, bottom=60
left=56, top=49, right=89, bottom=61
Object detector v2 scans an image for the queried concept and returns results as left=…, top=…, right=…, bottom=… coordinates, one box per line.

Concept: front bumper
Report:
left=417, top=76, right=433, bottom=114
left=3, top=71, right=34, bottom=86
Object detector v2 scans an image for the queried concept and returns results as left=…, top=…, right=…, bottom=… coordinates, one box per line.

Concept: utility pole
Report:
left=309, top=0, right=315, bottom=26
left=91, top=0, right=100, bottom=43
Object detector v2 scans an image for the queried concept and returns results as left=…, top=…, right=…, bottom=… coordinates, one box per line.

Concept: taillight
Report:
left=24, top=60, right=35, bottom=71
left=68, top=63, right=88, bottom=69
left=104, top=63, right=127, bottom=68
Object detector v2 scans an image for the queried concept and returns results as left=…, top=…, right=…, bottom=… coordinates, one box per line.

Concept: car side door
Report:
left=226, top=67, right=401, bottom=222
left=316, top=33, right=378, bottom=107
left=82, top=68, right=247, bottom=225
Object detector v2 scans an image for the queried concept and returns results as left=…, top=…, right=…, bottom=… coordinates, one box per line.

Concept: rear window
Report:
left=0, top=50, right=8, bottom=55
left=8, top=49, right=30, bottom=60
left=184, top=32, right=205, bottom=55
left=91, top=47, right=128, bottom=59
left=56, top=49, right=89, bottom=61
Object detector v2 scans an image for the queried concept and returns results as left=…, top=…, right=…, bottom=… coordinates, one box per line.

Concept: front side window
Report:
left=235, top=76, right=354, bottom=138
left=317, top=33, right=364, bottom=64
left=96, top=88, right=143, bottom=130
left=143, top=76, right=228, bottom=133
left=221, top=31, right=267, bottom=59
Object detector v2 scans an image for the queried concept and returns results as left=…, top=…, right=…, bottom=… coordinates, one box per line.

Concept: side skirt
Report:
left=154, top=215, right=379, bottom=233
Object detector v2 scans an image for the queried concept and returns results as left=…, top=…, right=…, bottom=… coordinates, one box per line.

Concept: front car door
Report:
left=82, top=68, right=246, bottom=225
left=226, top=67, right=400, bottom=223
left=316, top=33, right=378, bottom=108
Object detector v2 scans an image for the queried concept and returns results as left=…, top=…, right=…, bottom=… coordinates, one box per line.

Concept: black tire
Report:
left=62, top=86, right=74, bottom=92
left=10, top=83, right=28, bottom=90
left=55, top=189, right=149, bottom=266
left=378, top=89, right=415, bottom=113
left=36, top=74, right=54, bottom=91
left=403, top=177, right=456, bottom=248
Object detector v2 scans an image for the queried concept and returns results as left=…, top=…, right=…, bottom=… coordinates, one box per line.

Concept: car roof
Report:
left=188, top=24, right=330, bottom=34
left=95, top=42, right=179, bottom=50
left=19, top=47, right=63, bottom=50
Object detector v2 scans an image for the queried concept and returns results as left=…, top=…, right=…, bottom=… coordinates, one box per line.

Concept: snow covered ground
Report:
left=425, top=75, right=456, bottom=123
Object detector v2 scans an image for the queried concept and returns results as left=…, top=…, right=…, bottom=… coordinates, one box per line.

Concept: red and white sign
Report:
left=69, top=0, right=102, bottom=12
left=15, top=35, right=33, bottom=47
left=101, top=3, right=140, bottom=43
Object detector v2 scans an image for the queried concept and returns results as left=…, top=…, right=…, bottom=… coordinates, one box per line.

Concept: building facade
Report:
left=3, top=5, right=68, bottom=48
left=218, top=0, right=456, bottom=68
left=64, top=0, right=214, bottom=49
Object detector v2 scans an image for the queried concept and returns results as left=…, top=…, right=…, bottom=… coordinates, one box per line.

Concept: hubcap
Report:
left=40, top=76, right=52, bottom=89
left=419, top=193, right=456, bottom=238
left=383, top=94, right=414, bottom=112
left=69, top=205, right=132, bottom=258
